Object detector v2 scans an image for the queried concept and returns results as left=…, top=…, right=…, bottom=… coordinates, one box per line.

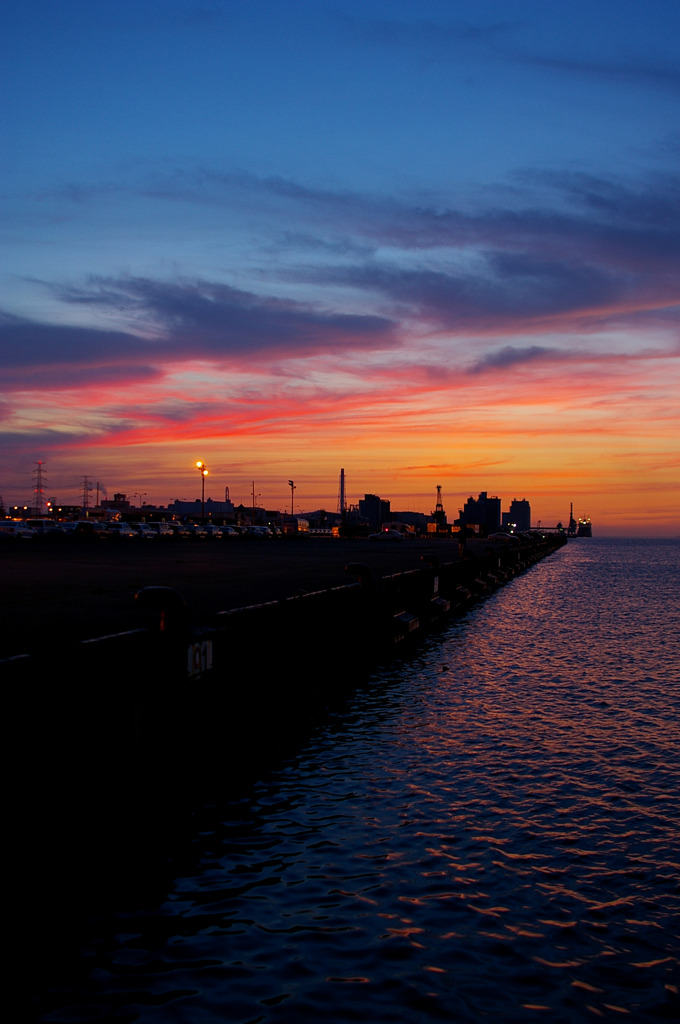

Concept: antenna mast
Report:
left=337, top=468, right=346, bottom=514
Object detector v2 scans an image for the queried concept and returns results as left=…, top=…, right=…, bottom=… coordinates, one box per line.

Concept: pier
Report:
left=5, top=532, right=567, bottom=798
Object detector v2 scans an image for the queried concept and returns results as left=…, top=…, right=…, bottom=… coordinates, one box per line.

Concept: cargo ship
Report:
left=577, top=516, right=592, bottom=537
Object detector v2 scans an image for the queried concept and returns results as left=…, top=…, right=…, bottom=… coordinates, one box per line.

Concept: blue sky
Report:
left=1, top=1, right=679, bottom=532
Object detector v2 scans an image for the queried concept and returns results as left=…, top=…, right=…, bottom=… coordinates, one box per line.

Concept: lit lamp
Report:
left=196, top=461, right=208, bottom=520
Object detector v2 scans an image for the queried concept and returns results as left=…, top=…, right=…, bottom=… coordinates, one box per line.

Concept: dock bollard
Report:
left=345, top=562, right=373, bottom=588
left=134, top=586, right=188, bottom=634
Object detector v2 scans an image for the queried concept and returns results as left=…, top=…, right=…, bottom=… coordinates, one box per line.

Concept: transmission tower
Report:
left=81, top=475, right=93, bottom=511
left=33, top=460, right=46, bottom=515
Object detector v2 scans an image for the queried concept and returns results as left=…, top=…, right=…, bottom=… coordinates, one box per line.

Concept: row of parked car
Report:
left=0, top=518, right=276, bottom=540
left=105, top=522, right=274, bottom=540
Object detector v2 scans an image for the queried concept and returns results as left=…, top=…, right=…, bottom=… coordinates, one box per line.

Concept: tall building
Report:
left=460, top=491, right=501, bottom=534
left=359, top=493, right=390, bottom=530
left=101, top=492, right=131, bottom=512
left=510, top=499, right=532, bottom=532
left=503, top=498, right=531, bottom=532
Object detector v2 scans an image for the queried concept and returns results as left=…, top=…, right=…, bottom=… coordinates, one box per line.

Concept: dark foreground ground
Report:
left=1, top=535, right=470, bottom=659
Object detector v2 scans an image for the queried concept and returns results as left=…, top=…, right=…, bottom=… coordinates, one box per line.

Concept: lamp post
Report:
left=251, top=481, right=261, bottom=525
left=288, top=479, right=296, bottom=517
left=196, top=461, right=208, bottom=520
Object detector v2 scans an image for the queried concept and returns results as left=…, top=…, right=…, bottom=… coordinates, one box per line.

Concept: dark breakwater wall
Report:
left=9, top=534, right=565, bottom=973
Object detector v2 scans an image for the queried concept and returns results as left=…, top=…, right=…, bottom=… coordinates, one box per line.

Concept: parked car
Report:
left=106, top=522, right=137, bottom=539
left=73, top=520, right=109, bottom=539
left=129, top=523, right=157, bottom=539
left=168, top=522, right=191, bottom=538
left=368, top=529, right=405, bottom=542
left=146, top=522, right=174, bottom=538
left=202, top=524, right=223, bottom=539
left=185, top=523, right=208, bottom=539
left=23, top=518, right=65, bottom=536
left=0, top=522, right=36, bottom=540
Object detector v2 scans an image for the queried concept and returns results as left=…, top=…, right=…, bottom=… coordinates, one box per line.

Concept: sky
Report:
left=1, top=0, right=679, bottom=535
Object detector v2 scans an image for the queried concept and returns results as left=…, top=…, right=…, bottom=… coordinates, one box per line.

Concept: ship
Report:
left=577, top=516, right=592, bottom=537
left=567, top=503, right=593, bottom=537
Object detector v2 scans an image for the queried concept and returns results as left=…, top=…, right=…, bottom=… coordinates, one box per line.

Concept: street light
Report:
left=196, top=461, right=208, bottom=520
left=288, top=479, right=296, bottom=517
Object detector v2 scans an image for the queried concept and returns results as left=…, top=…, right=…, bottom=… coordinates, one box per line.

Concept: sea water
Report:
left=36, top=539, right=680, bottom=1023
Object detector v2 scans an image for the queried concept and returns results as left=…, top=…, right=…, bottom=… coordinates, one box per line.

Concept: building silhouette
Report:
left=359, top=493, right=390, bottom=531
left=460, top=491, right=501, bottom=535
left=503, top=498, right=531, bottom=532
left=101, top=492, right=131, bottom=513
left=170, top=496, right=235, bottom=519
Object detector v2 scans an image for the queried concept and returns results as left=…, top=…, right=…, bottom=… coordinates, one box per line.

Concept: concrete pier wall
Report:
left=8, top=533, right=566, bottom=786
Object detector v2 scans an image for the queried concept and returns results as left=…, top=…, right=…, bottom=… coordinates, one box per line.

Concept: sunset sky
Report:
left=2, top=0, right=679, bottom=534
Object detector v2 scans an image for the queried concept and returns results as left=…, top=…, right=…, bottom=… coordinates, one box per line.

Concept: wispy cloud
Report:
left=337, top=7, right=680, bottom=96
left=335, top=11, right=522, bottom=55
left=4, top=165, right=678, bottom=402
left=4, top=162, right=678, bottom=409
left=1, top=278, right=398, bottom=391
left=519, top=52, right=680, bottom=93
left=467, top=345, right=557, bottom=374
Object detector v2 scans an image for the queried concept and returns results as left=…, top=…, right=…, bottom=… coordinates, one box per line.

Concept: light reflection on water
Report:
left=40, top=540, right=679, bottom=1023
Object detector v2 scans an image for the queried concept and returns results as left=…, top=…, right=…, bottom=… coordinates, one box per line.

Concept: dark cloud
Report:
left=468, top=345, right=557, bottom=374
left=57, top=277, right=396, bottom=352
left=1, top=362, right=160, bottom=391
left=0, top=312, right=160, bottom=388
left=222, top=171, right=679, bottom=331
left=272, top=169, right=680, bottom=331
left=0, top=279, right=398, bottom=388
left=513, top=169, right=680, bottom=233
left=295, top=253, right=670, bottom=334
left=47, top=164, right=680, bottom=284
left=7, top=169, right=678, bottom=388
left=0, top=425, right=93, bottom=456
